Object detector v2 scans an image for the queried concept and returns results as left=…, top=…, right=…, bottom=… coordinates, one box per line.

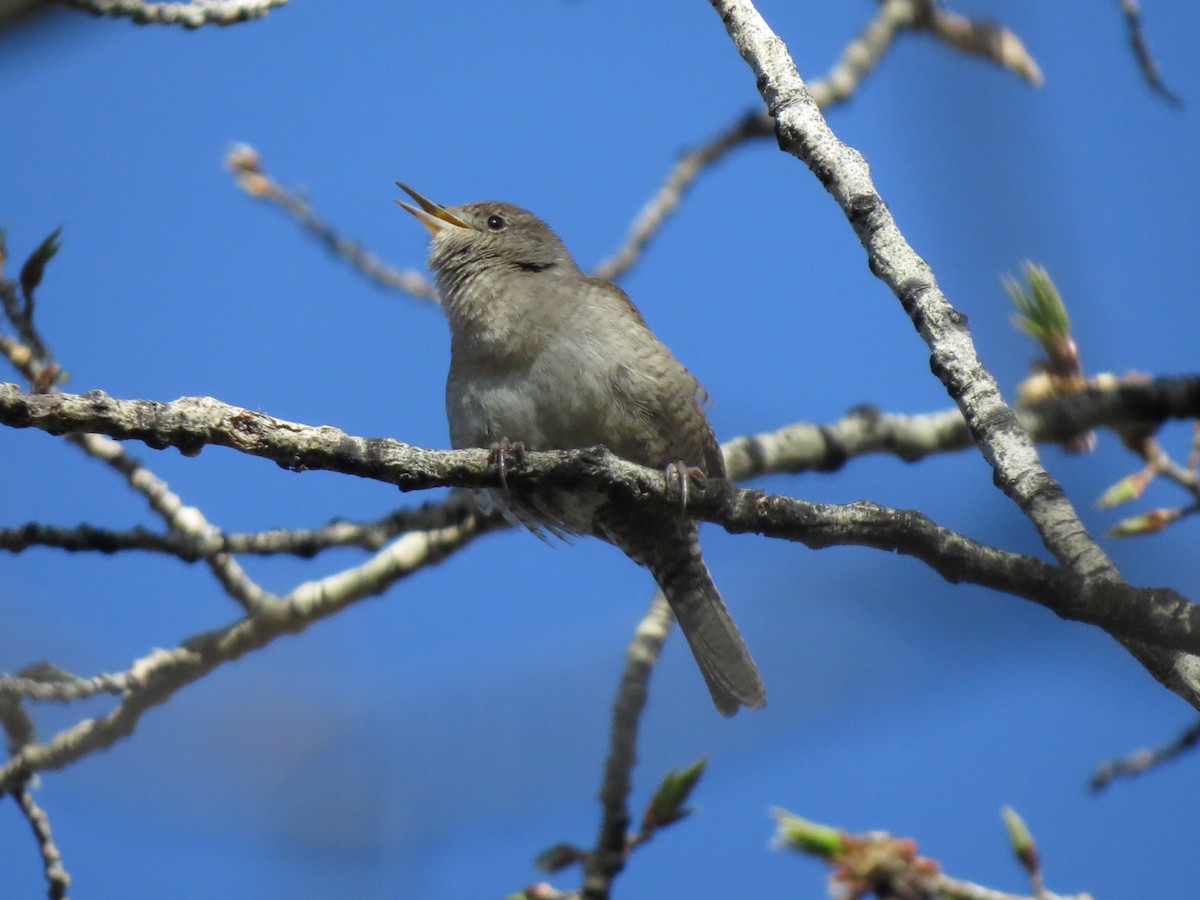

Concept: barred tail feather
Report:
left=607, top=514, right=766, bottom=715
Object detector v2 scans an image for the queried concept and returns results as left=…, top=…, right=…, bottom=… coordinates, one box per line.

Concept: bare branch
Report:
left=582, top=594, right=674, bottom=900
left=0, top=494, right=485, bottom=559
left=11, top=785, right=70, bottom=899
left=63, top=0, right=287, bottom=28
left=4, top=384, right=1200, bottom=690
left=2, top=270, right=283, bottom=614
left=590, top=111, right=769, bottom=283
left=1090, top=718, right=1200, bottom=791
left=918, top=1, right=1043, bottom=86
left=73, top=430, right=276, bottom=613
left=226, top=144, right=437, bottom=298
left=5, top=376, right=1200, bottom=505
left=6, top=375, right=1196, bottom=562
left=0, top=516, right=482, bottom=794
left=807, top=0, right=915, bottom=108
left=594, top=0, right=1042, bottom=281
left=707, top=0, right=1113, bottom=583
left=2, top=666, right=130, bottom=702
left=1, top=692, right=70, bottom=898
left=1116, top=0, right=1182, bottom=106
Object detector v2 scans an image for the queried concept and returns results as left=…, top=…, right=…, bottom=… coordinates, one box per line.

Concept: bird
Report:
left=396, top=183, right=766, bottom=716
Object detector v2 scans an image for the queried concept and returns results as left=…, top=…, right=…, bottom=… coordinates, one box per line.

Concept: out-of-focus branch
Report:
left=1, top=690, right=70, bottom=898
left=63, top=0, right=287, bottom=28
left=1090, top=718, right=1200, bottom=791
left=11, top=784, right=69, bottom=898
left=1116, top=0, right=1182, bottom=106
left=590, top=111, right=770, bottom=282
left=593, top=0, right=1041, bottom=281
left=225, top=144, right=437, bottom=299
left=774, top=809, right=1093, bottom=900
left=0, top=515, right=482, bottom=794
left=581, top=593, right=673, bottom=900
left=917, top=0, right=1043, bottom=86
left=217, top=2, right=1042, bottom=290
left=3, top=664, right=130, bottom=703
left=933, top=877, right=1088, bottom=900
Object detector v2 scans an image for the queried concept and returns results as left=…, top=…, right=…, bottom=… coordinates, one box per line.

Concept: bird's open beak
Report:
left=395, top=183, right=477, bottom=235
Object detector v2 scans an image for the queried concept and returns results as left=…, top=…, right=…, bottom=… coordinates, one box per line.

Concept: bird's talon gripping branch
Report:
left=664, top=460, right=706, bottom=512
left=487, top=437, right=526, bottom=490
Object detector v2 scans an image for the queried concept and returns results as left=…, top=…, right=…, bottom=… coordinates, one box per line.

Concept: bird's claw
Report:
left=488, top=438, right=526, bottom=489
left=663, top=461, right=706, bottom=512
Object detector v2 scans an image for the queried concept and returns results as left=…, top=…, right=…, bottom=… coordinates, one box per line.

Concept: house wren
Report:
left=396, top=183, right=766, bottom=716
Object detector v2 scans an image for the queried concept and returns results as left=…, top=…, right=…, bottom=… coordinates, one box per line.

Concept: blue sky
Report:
left=1, top=1, right=1198, bottom=897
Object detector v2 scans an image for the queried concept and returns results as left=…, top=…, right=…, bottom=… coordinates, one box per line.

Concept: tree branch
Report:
left=4, top=384, right=1200, bottom=701
left=225, top=144, right=438, bottom=297
left=1116, top=0, right=1182, bottom=106
left=0, top=514, right=481, bottom=794
left=593, top=0, right=1042, bottom=282
left=707, top=0, right=1112, bottom=582
left=63, top=0, right=288, bottom=28
left=582, top=594, right=674, bottom=900
left=0, top=494, right=486, bottom=559
left=1090, top=717, right=1200, bottom=791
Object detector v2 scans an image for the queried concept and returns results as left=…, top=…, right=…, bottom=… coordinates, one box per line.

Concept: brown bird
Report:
left=397, top=183, right=765, bottom=715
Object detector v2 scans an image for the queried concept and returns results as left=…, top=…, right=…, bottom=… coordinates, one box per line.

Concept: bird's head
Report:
left=396, top=183, right=576, bottom=278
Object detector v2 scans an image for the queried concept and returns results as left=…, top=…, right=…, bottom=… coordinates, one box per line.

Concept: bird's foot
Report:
left=487, top=438, right=526, bottom=489
left=663, top=460, right=706, bottom=511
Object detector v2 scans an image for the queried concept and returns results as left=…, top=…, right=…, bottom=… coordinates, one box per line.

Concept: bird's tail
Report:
left=609, top=515, right=766, bottom=716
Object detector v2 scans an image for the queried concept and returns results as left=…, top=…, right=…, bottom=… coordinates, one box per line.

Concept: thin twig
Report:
left=590, top=112, right=769, bottom=282
left=0, top=494, right=485, bottom=559
left=1117, top=0, right=1182, bottom=105
left=1, top=693, right=70, bottom=898
left=12, top=785, right=70, bottom=899
left=1090, top=718, right=1200, bottom=790
left=593, top=0, right=1043, bottom=281
left=226, top=144, right=437, bottom=298
left=581, top=593, right=674, bottom=900
left=0, top=519, right=482, bottom=794
left=920, top=1, right=1043, bottom=86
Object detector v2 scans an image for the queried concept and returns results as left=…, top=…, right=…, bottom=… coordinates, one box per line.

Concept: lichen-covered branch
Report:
left=707, top=0, right=1111, bottom=584
left=63, top=0, right=287, bottom=28
left=6, top=376, right=1198, bottom=562
left=0, top=494, right=484, bottom=559
left=0, top=515, right=482, bottom=794
left=4, top=384, right=1200, bottom=702
left=6, top=378, right=1198, bottom=491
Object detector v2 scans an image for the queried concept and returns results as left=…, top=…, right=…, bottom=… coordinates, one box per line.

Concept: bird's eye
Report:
left=486, top=214, right=507, bottom=232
